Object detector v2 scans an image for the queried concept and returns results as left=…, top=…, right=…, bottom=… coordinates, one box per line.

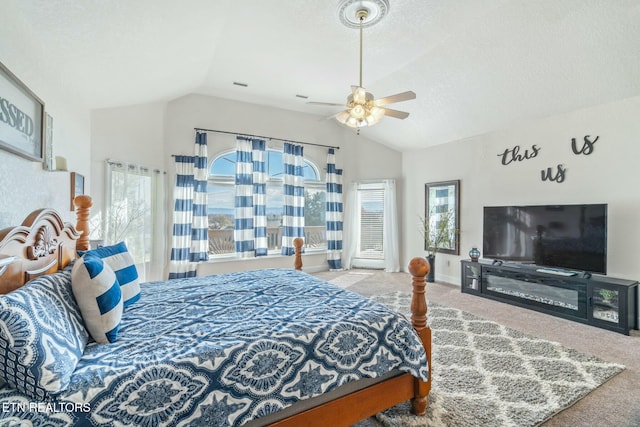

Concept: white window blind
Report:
left=356, top=185, right=384, bottom=259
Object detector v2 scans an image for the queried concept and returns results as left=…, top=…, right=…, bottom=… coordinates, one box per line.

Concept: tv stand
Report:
left=534, top=267, right=577, bottom=277
left=461, top=260, right=638, bottom=335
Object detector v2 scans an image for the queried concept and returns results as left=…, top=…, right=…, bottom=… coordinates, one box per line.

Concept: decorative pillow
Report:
left=71, top=255, right=123, bottom=344
left=0, top=266, right=89, bottom=399
left=78, top=242, right=140, bottom=307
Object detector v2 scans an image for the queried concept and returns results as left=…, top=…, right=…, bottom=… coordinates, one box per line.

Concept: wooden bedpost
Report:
left=293, top=237, right=303, bottom=270
left=74, top=195, right=93, bottom=251
left=408, top=256, right=431, bottom=416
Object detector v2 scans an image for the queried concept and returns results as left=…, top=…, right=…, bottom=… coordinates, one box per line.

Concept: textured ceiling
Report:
left=3, top=0, right=640, bottom=152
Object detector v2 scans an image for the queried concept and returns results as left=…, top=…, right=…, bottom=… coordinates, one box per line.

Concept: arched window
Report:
left=207, top=150, right=326, bottom=256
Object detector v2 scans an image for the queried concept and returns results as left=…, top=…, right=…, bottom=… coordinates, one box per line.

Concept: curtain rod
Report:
left=106, top=158, right=166, bottom=174
left=193, top=127, right=340, bottom=150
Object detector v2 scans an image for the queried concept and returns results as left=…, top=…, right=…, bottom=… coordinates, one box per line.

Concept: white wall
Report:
left=0, top=114, right=90, bottom=227
left=90, top=93, right=403, bottom=275
left=402, top=95, right=640, bottom=284
left=90, top=102, right=167, bottom=217
left=0, top=2, right=91, bottom=228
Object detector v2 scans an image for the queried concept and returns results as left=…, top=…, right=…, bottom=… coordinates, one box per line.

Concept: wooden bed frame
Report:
left=0, top=195, right=431, bottom=427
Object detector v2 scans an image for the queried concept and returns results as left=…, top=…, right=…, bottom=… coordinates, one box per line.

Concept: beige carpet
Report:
left=326, top=270, right=375, bottom=289
left=312, top=269, right=640, bottom=427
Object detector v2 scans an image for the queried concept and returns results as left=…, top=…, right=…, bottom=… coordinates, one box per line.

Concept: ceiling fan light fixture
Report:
left=347, top=117, right=360, bottom=128
left=336, top=112, right=362, bottom=129
left=308, top=0, right=414, bottom=130
left=353, top=86, right=367, bottom=104
left=367, top=106, right=384, bottom=123
left=335, top=110, right=351, bottom=123
left=350, top=104, right=366, bottom=119
left=336, top=102, right=384, bottom=129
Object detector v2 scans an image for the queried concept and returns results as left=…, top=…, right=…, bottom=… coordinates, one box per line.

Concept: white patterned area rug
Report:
left=372, top=292, right=625, bottom=427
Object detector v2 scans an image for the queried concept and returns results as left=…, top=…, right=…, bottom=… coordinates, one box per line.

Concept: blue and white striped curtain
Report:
left=281, top=142, right=305, bottom=255
left=252, top=139, right=268, bottom=256
left=168, top=131, right=209, bottom=279
left=234, top=137, right=268, bottom=257
left=326, top=148, right=343, bottom=270
left=234, top=138, right=254, bottom=258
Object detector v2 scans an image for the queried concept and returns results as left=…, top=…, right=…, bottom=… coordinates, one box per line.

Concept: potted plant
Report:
left=598, top=289, right=617, bottom=305
left=419, top=208, right=456, bottom=282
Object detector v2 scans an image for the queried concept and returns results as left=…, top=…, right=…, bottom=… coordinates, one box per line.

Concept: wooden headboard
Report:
left=0, top=194, right=309, bottom=293
left=0, top=195, right=93, bottom=293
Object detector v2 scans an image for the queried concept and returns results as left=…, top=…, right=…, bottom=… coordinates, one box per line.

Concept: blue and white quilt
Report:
left=0, top=268, right=428, bottom=426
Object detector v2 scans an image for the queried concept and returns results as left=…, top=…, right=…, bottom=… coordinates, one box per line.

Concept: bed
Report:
left=0, top=196, right=431, bottom=426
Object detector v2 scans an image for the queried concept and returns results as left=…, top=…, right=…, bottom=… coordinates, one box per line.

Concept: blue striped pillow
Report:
left=79, top=242, right=141, bottom=307
left=71, top=255, right=123, bottom=343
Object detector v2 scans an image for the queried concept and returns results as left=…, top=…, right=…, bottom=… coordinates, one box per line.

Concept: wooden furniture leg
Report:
left=409, top=256, right=431, bottom=415
left=293, top=237, right=303, bottom=270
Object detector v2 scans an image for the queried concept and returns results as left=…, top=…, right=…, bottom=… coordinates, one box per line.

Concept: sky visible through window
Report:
left=207, top=150, right=319, bottom=217
left=206, top=149, right=328, bottom=252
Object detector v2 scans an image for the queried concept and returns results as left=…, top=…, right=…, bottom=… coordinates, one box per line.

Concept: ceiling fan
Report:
left=308, top=4, right=416, bottom=130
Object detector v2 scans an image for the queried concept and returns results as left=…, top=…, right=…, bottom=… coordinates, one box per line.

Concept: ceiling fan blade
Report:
left=315, top=110, right=347, bottom=122
left=374, top=91, right=416, bottom=106
left=381, top=107, right=410, bottom=119
left=307, top=101, right=347, bottom=107
left=333, top=110, right=350, bottom=121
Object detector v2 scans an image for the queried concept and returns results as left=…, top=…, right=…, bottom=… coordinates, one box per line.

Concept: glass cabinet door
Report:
left=591, top=285, right=620, bottom=325
left=463, top=263, right=481, bottom=291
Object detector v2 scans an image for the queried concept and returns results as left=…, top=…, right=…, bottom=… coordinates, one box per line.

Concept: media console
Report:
left=461, top=260, right=639, bottom=335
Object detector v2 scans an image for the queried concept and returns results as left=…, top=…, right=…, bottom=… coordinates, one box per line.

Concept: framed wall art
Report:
left=70, top=172, right=85, bottom=211
left=0, top=61, right=45, bottom=162
left=425, top=180, right=460, bottom=255
left=43, top=113, right=54, bottom=170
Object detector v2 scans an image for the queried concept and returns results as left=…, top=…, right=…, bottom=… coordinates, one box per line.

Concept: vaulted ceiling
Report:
left=4, top=0, right=640, bottom=151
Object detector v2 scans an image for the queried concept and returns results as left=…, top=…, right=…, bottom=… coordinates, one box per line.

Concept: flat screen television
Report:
left=483, top=204, right=607, bottom=274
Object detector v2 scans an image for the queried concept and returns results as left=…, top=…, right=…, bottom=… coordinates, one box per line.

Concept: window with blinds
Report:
left=356, top=184, right=385, bottom=259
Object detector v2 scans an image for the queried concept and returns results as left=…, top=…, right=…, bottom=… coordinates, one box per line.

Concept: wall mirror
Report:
left=425, top=180, right=460, bottom=255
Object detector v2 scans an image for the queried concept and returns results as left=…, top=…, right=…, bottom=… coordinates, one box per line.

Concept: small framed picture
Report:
left=70, top=172, right=85, bottom=210
left=43, top=113, right=54, bottom=170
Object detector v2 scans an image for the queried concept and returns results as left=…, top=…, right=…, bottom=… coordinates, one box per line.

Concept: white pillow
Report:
left=71, top=255, right=123, bottom=344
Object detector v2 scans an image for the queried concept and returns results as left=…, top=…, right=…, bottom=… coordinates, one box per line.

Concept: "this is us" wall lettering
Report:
left=541, top=164, right=566, bottom=183
left=497, top=144, right=541, bottom=166
left=571, top=135, right=598, bottom=155
left=497, top=135, right=599, bottom=184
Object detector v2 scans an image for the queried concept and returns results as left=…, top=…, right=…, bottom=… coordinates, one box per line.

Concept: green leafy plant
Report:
left=599, top=289, right=617, bottom=302
left=419, top=208, right=456, bottom=257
